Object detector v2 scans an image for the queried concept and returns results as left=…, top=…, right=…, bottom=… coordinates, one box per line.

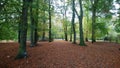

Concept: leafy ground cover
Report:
left=0, top=40, right=120, bottom=68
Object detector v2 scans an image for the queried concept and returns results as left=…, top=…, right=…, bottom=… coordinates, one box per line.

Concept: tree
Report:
left=41, top=0, right=48, bottom=41
left=75, top=0, right=86, bottom=46
left=34, top=0, right=39, bottom=44
left=115, top=0, right=120, bottom=33
left=90, top=0, right=114, bottom=43
left=60, top=0, right=69, bottom=41
left=30, top=0, right=35, bottom=47
left=15, top=0, right=29, bottom=59
left=62, top=18, right=68, bottom=41
left=30, top=0, right=39, bottom=47
left=90, top=0, right=99, bottom=43
left=48, top=0, right=52, bottom=42
left=71, top=0, right=76, bottom=43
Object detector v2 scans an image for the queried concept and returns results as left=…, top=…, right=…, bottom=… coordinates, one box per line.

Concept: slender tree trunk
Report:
left=30, top=0, right=35, bottom=47
left=79, top=0, right=86, bottom=46
left=15, top=0, right=29, bottom=59
left=42, top=0, right=47, bottom=41
left=91, top=7, right=96, bottom=43
left=72, top=0, right=76, bottom=44
left=74, top=0, right=86, bottom=45
left=64, top=26, right=68, bottom=41
left=34, top=0, right=39, bottom=44
left=34, top=23, right=38, bottom=44
left=70, top=25, right=73, bottom=42
left=85, top=31, right=88, bottom=42
left=63, top=20, right=68, bottom=41
left=79, top=17, right=85, bottom=45
left=42, top=20, right=46, bottom=41
left=18, top=26, right=20, bottom=43
left=91, top=0, right=99, bottom=43
left=85, top=5, right=89, bottom=42
left=49, top=0, right=52, bottom=42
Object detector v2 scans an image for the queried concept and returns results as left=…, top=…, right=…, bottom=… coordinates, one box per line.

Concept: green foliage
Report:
left=0, top=22, right=18, bottom=40
left=0, top=0, right=118, bottom=43
left=115, top=21, right=120, bottom=32
left=0, top=0, right=20, bottom=40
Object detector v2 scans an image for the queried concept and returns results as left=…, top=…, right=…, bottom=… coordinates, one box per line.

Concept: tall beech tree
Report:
left=91, top=0, right=99, bottom=43
left=75, top=0, right=86, bottom=46
left=30, top=0, right=35, bottom=47
left=48, top=0, right=52, bottom=42
left=71, top=0, right=76, bottom=43
left=30, top=0, right=39, bottom=47
left=34, top=0, right=39, bottom=44
left=15, top=0, right=30, bottom=59
left=62, top=0, right=68, bottom=41
left=41, top=0, right=47, bottom=41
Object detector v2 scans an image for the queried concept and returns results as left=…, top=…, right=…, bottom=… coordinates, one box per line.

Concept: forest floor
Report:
left=0, top=40, right=120, bottom=68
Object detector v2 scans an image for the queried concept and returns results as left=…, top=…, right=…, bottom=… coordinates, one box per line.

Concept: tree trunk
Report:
left=79, top=0, right=86, bottom=46
left=18, top=22, right=21, bottom=43
left=42, top=20, right=46, bottom=41
left=30, top=0, right=35, bottom=47
left=64, top=27, right=68, bottom=41
left=49, top=0, right=52, bottom=42
left=72, top=0, right=76, bottom=44
left=15, top=0, right=29, bottom=59
left=85, top=31, right=88, bottom=42
left=70, top=25, right=73, bottom=42
left=79, top=17, right=85, bottom=45
left=91, top=9, right=96, bottom=43
left=34, top=0, right=39, bottom=44
left=91, top=0, right=98, bottom=43
left=63, top=20, right=68, bottom=41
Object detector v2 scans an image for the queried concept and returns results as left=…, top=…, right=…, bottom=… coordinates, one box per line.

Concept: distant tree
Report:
left=62, top=18, right=68, bottom=41
left=61, top=0, right=69, bottom=41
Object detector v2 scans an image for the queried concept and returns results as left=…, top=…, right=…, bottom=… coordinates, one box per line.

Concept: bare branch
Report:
left=74, top=7, right=79, bottom=18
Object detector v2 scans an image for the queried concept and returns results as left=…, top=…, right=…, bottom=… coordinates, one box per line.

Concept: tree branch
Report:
left=74, top=7, right=80, bottom=18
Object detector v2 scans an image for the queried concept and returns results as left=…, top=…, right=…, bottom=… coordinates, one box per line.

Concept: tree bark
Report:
left=42, top=20, right=46, bottom=41
left=15, top=0, right=29, bottom=59
left=91, top=0, right=99, bottom=43
left=30, top=0, right=35, bottom=47
left=64, top=26, right=68, bottom=41
left=71, top=0, right=76, bottom=44
left=49, top=0, right=52, bottom=42
left=70, top=25, right=73, bottom=42
left=18, top=22, right=21, bottom=43
left=34, top=0, right=39, bottom=44
left=79, top=0, right=86, bottom=46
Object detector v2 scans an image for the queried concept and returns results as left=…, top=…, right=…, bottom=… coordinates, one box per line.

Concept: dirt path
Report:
left=0, top=40, right=120, bottom=68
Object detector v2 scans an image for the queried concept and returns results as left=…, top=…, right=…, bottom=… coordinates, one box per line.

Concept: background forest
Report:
left=0, top=0, right=120, bottom=43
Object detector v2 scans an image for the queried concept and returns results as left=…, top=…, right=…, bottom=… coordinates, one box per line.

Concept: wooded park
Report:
left=0, top=0, right=120, bottom=68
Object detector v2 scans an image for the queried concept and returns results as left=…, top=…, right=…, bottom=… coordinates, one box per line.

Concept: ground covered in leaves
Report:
left=0, top=40, right=120, bottom=68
